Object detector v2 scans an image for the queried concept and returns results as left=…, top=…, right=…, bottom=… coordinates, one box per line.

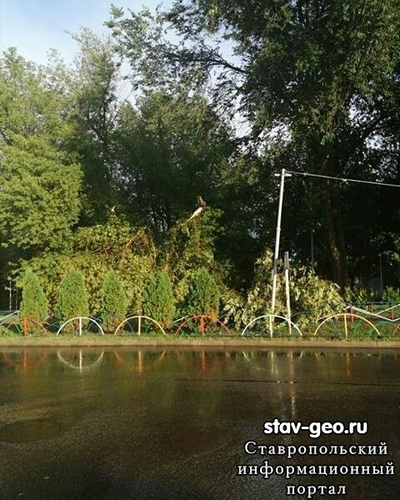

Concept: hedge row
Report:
left=20, top=267, right=220, bottom=332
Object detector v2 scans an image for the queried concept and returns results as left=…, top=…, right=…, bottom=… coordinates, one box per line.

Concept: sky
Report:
left=0, top=0, right=170, bottom=65
left=0, top=0, right=249, bottom=135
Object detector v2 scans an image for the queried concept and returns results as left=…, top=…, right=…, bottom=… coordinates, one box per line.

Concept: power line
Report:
left=287, top=170, right=400, bottom=189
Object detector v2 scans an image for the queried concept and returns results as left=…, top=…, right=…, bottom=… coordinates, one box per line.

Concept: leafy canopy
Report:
left=0, top=135, right=82, bottom=252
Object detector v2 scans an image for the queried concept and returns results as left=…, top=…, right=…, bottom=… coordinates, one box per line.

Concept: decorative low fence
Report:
left=1, top=305, right=400, bottom=338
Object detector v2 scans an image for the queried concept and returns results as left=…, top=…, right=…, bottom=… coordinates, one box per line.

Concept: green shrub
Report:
left=101, top=270, right=128, bottom=332
left=289, top=267, right=343, bottom=325
left=57, top=270, right=89, bottom=320
left=229, top=249, right=343, bottom=330
left=221, top=288, right=248, bottom=329
left=344, top=286, right=371, bottom=305
left=142, top=271, right=175, bottom=326
left=23, top=220, right=156, bottom=312
left=382, top=286, right=400, bottom=305
left=20, top=268, right=48, bottom=322
left=185, top=268, right=220, bottom=316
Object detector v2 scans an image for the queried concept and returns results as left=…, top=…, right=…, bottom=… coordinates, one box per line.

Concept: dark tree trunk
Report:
left=320, top=180, right=348, bottom=289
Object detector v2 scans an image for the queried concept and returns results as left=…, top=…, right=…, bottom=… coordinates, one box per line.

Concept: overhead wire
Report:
left=287, top=170, right=400, bottom=189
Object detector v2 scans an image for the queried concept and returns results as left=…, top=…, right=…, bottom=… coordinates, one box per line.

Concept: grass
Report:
left=0, top=329, right=399, bottom=347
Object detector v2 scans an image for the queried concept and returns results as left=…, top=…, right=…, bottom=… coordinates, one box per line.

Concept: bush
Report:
left=23, top=220, right=156, bottom=313
left=344, top=286, right=371, bottom=305
left=229, top=249, right=343, bottom=330
left=57, top=270, right=89, bottom=320
left=142, top=271, right=175, bottom=326
left=289, top=267, right=343, bottom=325
left=101, top=270, right=129, bottom=332
left=382, top=286, right=400, bottom=305
left=20, top=268, right=48, bottom=322
left=185, top=268, right=220, bottom=316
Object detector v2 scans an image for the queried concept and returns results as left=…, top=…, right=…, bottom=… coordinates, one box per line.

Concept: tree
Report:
left=69, top=29, right=124, bottom=223
left=19, top=268, right=48, bottom=322
left=0, top=50, right=81, bottom=301
left=57, top=270, right=89, bottom=320
left=185, top=268, right=220, bottom=316
left=100, top=270, right=129, bottom=332
left=108, top=1, right=400, bottom=287
left=250, top=250, right=343, bottom=323
left=22, top=217, right=156, bottom=312
left=166, top=208, right=222, bottom=278
left=164, top=207, right=233, bottom=305
left=0, top=135, right=82, bottom=253
left=0, top=47, right=73, bottom=146
left=115, top=91, right=236, bottom=231
left=142, top=271, right=175, bottom=326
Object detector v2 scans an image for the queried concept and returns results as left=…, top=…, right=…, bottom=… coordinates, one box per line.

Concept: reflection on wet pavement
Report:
left=0, top=347, right=399, bottom=499
left=0, top=418, right=62, bottom=443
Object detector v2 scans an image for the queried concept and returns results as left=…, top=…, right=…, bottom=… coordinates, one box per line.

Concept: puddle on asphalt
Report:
left=0, top=419, right=62, bottom=443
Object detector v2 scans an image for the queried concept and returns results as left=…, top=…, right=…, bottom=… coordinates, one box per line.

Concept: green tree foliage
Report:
left=382, top=287, right=400, bottom=305
left=289, top=267, right=344, bottom=326
left=115, top=91, right=235, bottom=230
left=184, top=268, right=220, bottom=316
left=19, top=268, right=48, bottom=322
left=166, top=208, right=222, bottom=279
left=57, top=270, right=89, bottom=320
left=0, top=135, right=82, bottom=253
left=0, top=48, right=73, bottom=145
left=224, top=250, right=343, bottom=328
left=100, top=270, right=129, bottom=332
left=0, top=50, right=80, bottom=298
left=142, top=271, right=175, bottom=326
left=164, top=208, right=230, bottom=304
left=2, top=5, right=400, bottom=313
left=22, top=217, right=156, bottom=312
left=108, top=1, right=400, bottom=288
left=67, top=220, right=156, bottom=311
left=69, top=30, right=123, bottom=223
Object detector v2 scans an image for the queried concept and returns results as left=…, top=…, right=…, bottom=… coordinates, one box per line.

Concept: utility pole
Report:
left=269, top=169, right=292, bottom=337
left=271, top=169, right=292, bottom=315
left=284, top=251, right=292, bottom=334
